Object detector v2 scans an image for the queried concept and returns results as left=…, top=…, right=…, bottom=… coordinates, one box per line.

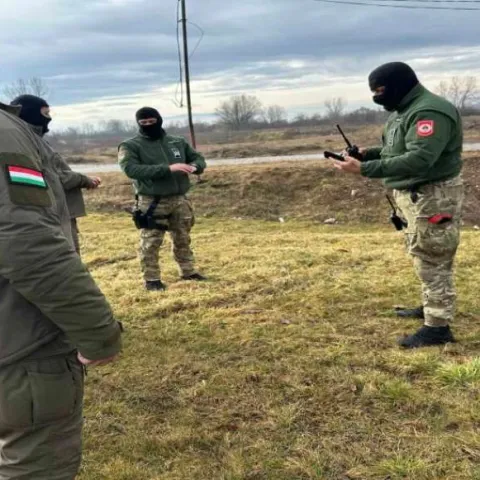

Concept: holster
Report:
left=132, top=196, right=170, bottom=231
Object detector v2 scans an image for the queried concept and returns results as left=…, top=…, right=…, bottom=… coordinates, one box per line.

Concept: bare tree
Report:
left=436, top=76, right=478, bottom=112
left=324, top=97, right=346, bottom=121
left=81, top=123, right=96, bottom=137
left=2, top=77, right=50, bottom=100
left=264, top=105, right=287, bottom=125
left=215, top=94, right=263, bottom=130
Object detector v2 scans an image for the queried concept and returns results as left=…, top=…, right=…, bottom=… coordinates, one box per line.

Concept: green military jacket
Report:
left=0, top=103, right=122, bottom=367
left=29, top=125, right=91, bottom=219
left=118, top=133, right=207, bottom=197
left=46, top=142, right=90, bottom=219
left=361, top=84, right=463, bottom=190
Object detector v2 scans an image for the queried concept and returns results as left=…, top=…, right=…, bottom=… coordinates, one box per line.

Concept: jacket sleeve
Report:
left=53, top=152, right=92, bottom=190
left=118, top=141, right=171, bottom=180
left=360, top=112, right=453, bottom=178
left=183, top=139, right=207, bottom=175
left=362, top=147, right=382, bottom=162
left=0, top=144, right=122, bottom=362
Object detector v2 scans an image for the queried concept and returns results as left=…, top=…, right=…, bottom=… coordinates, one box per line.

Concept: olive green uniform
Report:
left=28, top=125, right=92, bottom=255
left=0, top=103, right=123, bottom=479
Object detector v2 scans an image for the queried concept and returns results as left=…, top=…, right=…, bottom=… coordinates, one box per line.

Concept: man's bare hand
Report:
left=86, top=176, right=102, bottom=189
left=77, top=352, right=117, bottom=367
left=170, top=164, right=196, bottom=174
left=333, top=156, right=362, bottom=174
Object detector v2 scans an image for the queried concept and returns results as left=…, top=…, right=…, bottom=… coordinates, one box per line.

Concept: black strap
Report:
left=135, top=195, right=159, bottom=214
left=145, top=196, right=160, bottom=217
left=386, top=194, right=397, bottom=214
left=136, top=195, right=171, bottom=219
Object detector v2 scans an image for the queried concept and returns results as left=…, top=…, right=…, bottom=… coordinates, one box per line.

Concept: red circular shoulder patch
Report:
left=417, top=120, right=435, bottom=137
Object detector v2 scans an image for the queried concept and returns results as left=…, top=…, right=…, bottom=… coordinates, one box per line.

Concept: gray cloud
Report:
left=1, top=0, right=479, bottom=125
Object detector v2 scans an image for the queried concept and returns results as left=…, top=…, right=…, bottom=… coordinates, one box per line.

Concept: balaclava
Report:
left=135, top=107, right=165, bottom=140
left=368, top=62, right=419, bottom=112
left=10, top=94, right=51, bottom=136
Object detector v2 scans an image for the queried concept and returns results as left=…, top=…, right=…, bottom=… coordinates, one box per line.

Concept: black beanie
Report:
left=10, top=94, right=51, bottom=135
left=368, top=62, right=419, bottom=111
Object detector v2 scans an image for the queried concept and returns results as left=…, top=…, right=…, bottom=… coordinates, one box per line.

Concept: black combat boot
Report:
left=181, top=273, right=207, bottom=281
left=398, top=325, right=455, bottom=349
left=145, top=280, right=167, bottom=291
left=395, top=306, right=424, bottom=319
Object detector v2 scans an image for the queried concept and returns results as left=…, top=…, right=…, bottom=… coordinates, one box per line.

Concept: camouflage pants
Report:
left=394, top=176, right=464, bottom=327
left=0, top=352, right=84, bottom=479
left=139, top=195, right=196, bottom=281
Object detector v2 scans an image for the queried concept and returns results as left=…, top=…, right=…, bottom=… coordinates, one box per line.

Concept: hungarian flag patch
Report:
left=6, top=165, right=47, bottom=189
left=417, top=120, right=435, bottom=137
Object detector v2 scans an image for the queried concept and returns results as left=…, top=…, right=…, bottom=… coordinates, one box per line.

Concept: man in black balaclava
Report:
left=135, top=107, right=166, bottom=140
left=11, top=94, right=52, bottom=136
left=10, top=94, right=101, bottom=254
left=332, top=62, right=464, bottom=349
left=368, top=62, right=419, bottom=112
left=118, top=106, right=207, bottom=291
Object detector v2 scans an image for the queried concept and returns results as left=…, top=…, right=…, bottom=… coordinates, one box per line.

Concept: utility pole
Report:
left=180, top=0, right=196, bottom=148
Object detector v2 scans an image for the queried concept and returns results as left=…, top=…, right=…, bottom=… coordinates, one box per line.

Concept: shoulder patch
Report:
left=0, top=153, right=52, bottom=207
left=417, top=120, right=435, bottom=137
left=118, top=145, right=128, bottom=161
left=6, top=165, right=47, bottom=189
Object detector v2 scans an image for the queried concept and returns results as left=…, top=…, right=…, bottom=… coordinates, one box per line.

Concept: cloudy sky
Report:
left=1, top=0, right=479, bottom=130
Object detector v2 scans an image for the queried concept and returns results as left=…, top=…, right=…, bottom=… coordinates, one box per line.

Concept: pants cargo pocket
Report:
left=0, top=367, right=33, bottom=428
left=28, top=370, right=77, bottom=426
left=416, top=217, right=459, bottom=259
left=183, top=198, right=195, bottom=229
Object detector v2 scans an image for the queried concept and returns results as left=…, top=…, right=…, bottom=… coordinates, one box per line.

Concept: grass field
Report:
left=77, top=213, right=480, bottom=480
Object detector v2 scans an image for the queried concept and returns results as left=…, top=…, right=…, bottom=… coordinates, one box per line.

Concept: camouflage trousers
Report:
left=394, top=175, right=464, bottom=327
left=0, top=352, right=84, bottom=480
left=139, top=195, right=196, bottom=281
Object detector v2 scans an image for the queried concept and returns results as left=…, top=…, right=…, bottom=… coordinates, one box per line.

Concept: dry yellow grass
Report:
left=76, top=213, right=480, bottom=480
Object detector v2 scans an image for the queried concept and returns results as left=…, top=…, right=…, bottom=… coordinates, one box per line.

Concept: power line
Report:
left=313, top=0, right=480, bottom=9
left=187, top=21, right=205, bottom=59
left=172, top=7, right=204, bottom=108
left=180, top=0, right=197, bottom=149
left=174, top=0, right=184, bottom=108
left=384, top=0, right=480, bottom=2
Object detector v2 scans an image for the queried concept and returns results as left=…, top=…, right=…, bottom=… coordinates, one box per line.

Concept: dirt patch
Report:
left=84, top=154, right=480, bottom=225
